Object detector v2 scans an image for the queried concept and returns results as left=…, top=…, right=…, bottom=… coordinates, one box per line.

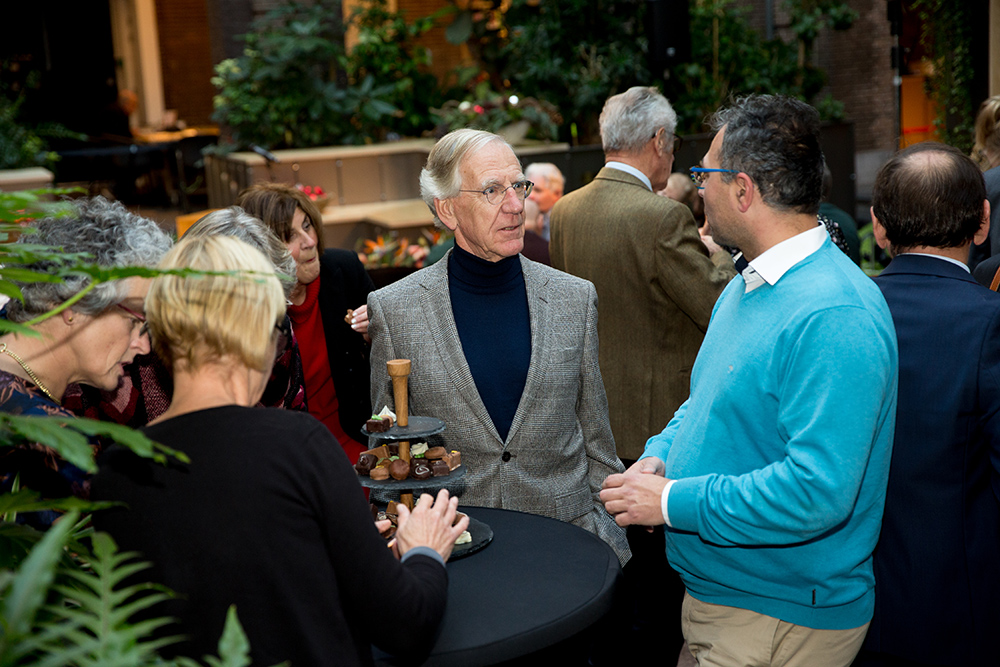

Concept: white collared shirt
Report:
left=898, top=252, right=970, bottom=273
left=739, top=223, right=829, bottom=293
left=605, top=161, right=653, bottom=191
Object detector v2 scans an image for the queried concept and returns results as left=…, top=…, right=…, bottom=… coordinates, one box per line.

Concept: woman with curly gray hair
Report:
left=64, top=206, right=308, bottom=425
left=0, top=196, right=171, bottom=516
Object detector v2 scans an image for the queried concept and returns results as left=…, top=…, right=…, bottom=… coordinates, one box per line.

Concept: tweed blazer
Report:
left=550, top=167, right=735, bottom=460
left=367, top=251, right=630, bottom=565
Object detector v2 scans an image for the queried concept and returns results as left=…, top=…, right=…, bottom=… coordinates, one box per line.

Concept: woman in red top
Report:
left=238, top=183, right=374, bottom=462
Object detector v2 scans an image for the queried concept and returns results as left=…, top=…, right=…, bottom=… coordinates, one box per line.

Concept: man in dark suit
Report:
left=855, top=142, right=1000, bottom=667
left=550, top=86, right=734, bottom=664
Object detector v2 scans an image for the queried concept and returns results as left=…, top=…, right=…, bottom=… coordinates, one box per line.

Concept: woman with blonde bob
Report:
left=93, top=235, right=466, bottom=666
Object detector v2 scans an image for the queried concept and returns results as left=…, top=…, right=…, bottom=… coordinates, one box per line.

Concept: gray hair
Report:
left=600, top=86, right=678, bottom=155
left=524, top=162, right=565, bottom=194
left=184, top=206, right=297, bottom=298
left=419, top=129, right=518, bottom=227
left=6, top=196, right=172, bottom=323
left=709, top=94, right=824, bottom=215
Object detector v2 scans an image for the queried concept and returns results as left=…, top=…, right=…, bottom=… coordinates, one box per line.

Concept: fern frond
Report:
left=0, top=509, right=78, bottom=662
left=21, top=532, right=180, bottom=667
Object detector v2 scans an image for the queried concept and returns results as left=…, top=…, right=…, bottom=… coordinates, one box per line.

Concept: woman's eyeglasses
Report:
left=116, top=304, right=149, bottom=337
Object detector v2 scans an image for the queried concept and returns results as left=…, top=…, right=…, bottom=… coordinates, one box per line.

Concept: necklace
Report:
left=0, top=342, right=60, bottom=404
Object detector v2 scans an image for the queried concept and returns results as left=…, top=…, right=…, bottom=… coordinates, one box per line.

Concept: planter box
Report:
left=204, top=123, right=856, bottom=249
left=205, top=140, right=576, bottom=249
left=0, top=167, right=55, bottom=192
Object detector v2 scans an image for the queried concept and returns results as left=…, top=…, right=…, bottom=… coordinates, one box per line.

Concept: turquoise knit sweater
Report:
left=643, top=239, right=898, bottom=630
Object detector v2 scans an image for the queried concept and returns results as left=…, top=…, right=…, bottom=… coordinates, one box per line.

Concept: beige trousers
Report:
left=681, top=593, right=869, bottom=667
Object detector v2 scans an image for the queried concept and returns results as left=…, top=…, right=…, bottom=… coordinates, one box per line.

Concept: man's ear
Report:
left=871, top=208, right=892, bottom=252
left=434, top=198, right=458, bottom=232
left=652, top=128, right=667, bottom=157
left=733, top=172, right=754, bottom=213
left=974, top=199, right=991, bottom=246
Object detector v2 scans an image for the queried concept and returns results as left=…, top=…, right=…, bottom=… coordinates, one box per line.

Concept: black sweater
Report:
left=92, top=406, right=447, bottom=666
left=448, top=245, right=531, bottom=441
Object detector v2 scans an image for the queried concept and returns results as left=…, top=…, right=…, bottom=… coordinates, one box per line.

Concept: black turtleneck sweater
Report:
left=447, top=245, right=531, bottom=441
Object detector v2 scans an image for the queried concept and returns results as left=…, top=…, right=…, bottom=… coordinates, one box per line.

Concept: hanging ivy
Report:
left=911, top=0, right=975, bottom=151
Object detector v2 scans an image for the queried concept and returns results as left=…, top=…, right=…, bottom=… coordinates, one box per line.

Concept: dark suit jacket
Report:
left=864, top=254, right=1000, bottom=665
left=317, top=249, right=375, bottom=442
left=549, top=166, right=734, bottom=460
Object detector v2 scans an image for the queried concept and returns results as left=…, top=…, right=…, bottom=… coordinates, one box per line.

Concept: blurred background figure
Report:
left=819, top=165, right=861, bottom=265
left=93, top=234, right=466, bottom=666
left=524, top=162, right=564, bottom=241
left=238, top=183, right=374, bottom=463
left=971, top=95, right=1000, bottom=171
left=658, top=172, right=704, bottom=227
left=0, top=197, right=171, bottom=526
left=520, top=197, right=550, bottom=265
left=967, top=95, right=1000, bottom=272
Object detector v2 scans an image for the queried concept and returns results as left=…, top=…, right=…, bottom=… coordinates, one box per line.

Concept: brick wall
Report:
left=734, top=0, right=898, bottom=153
left=398, top=0, right=471, bottom=83
left=156, top=0, right=217, bottom=126
left=819, top=0, right=897, bottom=152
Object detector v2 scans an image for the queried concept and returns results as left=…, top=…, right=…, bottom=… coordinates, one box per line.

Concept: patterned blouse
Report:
left=0, top=369, right=91, bottom=528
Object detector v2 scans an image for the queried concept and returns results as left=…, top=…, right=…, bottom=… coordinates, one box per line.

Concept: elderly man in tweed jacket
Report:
left=550, top=86, right=734, bottom=464
left=368, top=129, right=629, bottom=565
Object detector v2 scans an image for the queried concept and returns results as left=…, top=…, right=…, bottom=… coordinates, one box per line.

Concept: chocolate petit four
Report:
left=442, top=450, right=462, bottom=470
left=389, top=459, right=410, bottom=481
left=354, top=453, right=378, bottom=476
left=425, top=446, right=447, bottom=460
left=429, top=460, right=450, bottom=477
left=412, top=461, right=432, bottom=480
left=370, top=466, right=390, bottom=481
left=366, top=414, right=393, bottom=433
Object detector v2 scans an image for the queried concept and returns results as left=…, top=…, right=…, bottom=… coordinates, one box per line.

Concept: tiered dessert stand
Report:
left=358, top=359, right=491, bottom=558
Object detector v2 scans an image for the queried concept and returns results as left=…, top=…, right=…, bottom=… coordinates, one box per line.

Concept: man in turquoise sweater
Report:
left=601, top=95, right=898, bottom=667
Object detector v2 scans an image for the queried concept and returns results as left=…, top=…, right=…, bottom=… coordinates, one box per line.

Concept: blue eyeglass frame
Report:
left=689, top=167, right=740, bottom=189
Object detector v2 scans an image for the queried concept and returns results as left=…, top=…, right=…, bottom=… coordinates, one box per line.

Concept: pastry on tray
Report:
left=355, top=443, right=462, bottom=481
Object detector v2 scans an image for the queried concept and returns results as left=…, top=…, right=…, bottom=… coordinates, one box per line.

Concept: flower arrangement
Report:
left=432, top=81, right=560, bottom=142
left=296, top=183, right=330, bottom=210
left=357, top=229, right=450, bottom=268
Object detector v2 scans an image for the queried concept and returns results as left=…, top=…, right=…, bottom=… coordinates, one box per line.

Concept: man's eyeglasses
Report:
left=116, top=304, right=149, bottom=337
left=459, top=180, right=534, bottom=206
left=689, top=167, right=740, bottom=189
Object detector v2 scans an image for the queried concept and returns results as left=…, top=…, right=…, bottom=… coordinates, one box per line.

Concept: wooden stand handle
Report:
left=387, top=359, right=411, bottom=427
left=400, top=492, right=414, bottom=510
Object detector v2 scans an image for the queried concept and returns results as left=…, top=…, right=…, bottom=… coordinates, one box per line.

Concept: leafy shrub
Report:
left=212, top=0, right=443, bottom=151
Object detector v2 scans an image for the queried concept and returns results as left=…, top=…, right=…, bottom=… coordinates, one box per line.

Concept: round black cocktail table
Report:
left=374, top=506, right=623, bottom=666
